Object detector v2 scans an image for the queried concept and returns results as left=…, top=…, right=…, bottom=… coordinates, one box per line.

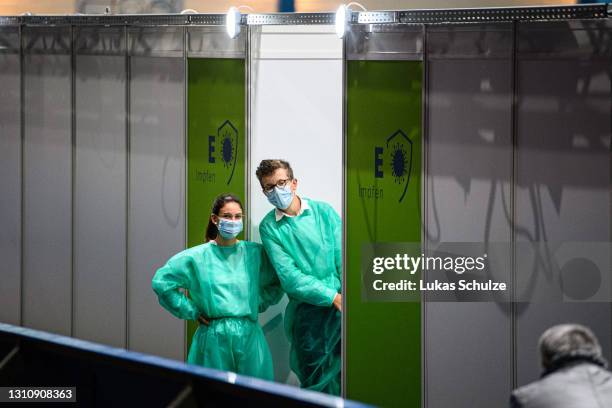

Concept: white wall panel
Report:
left=249, top=25, right=343, bottom=383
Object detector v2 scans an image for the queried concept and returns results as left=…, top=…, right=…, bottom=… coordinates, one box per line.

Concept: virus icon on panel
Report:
left=390, top=142, right=409, bottom=184
left=221, top=130, right=234, bottom=168
left=217, top=120, right=239, bottom=185
left=386, top=129, right=413, bottom=203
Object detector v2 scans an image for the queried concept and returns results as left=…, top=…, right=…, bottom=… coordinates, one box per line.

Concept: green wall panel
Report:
left=346, top=60, right=422, bottom=407
left=186, top=58, right=246, bottom=353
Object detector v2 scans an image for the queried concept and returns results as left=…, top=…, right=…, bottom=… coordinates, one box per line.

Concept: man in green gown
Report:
left=257, top=159, right=342, bottom=395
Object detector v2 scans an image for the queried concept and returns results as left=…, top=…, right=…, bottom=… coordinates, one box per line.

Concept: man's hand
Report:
left=333, top=294, right=342, bottom=312
left=197, top=315, right=210, bottom=326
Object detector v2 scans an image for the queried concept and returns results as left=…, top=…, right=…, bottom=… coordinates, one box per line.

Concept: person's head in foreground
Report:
left=539, top=323, right=607, bottom=375
left=256, top=159, right=298, bottom=211
left=510, top=323, right=612, bottom=408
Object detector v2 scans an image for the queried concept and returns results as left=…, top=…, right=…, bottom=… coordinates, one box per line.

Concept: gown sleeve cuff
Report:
left=324, top=287, right=338, bottom=307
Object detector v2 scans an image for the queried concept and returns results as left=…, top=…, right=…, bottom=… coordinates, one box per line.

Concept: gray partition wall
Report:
left=128, top=26, right=186, bottom=360
left=424, top=23, right=514, bottom=408
left=2, top=17, right=227, bottom=363
left=342, top=6, right=610, bottom=406
left=22, top=26, right=73, bottom=336
left=4, top=21, right=188, bottom=360
left=0, top=25, right=21, bottom=326
left=515, top=19, right=612, bottom=385
left=74, top=26, right=127, bottom=348
left=422, top=17, right=611, bottom=407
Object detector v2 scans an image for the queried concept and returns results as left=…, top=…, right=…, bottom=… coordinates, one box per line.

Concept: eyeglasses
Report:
left=262, top=178, right=292, bottom=195
left=217, top=213, right=243, bottom=221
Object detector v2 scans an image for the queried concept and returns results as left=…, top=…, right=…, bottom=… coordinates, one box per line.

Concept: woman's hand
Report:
left=333, top=293, right=342, bottom=312
left=197, top=315, right=210, bottom=326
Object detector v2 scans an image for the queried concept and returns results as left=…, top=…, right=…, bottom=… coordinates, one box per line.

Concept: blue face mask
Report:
left=217, top=218, right=243, bottom=240
left=266, top=184, right=293, bottom=210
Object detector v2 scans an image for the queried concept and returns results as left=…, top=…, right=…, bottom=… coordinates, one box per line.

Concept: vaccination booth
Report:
left=0, top=3, right=610, bottom=407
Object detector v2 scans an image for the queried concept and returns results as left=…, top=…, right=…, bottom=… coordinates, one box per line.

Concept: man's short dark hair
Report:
left=539, top=324, right=604, bottom=371
left=255, top=159, right=294, bottom=184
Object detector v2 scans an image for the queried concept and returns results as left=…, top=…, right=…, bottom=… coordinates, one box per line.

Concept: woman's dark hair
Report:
left=205, top=193, right=244, bottom=241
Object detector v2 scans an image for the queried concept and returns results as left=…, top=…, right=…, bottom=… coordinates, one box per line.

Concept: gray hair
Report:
left=539, top=324, right=605, bottom=371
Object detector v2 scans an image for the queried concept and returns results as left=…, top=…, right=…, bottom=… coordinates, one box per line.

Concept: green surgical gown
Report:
left=259, top=198, right=342, bottom=395
left=151, top=240, right=283, bottom=381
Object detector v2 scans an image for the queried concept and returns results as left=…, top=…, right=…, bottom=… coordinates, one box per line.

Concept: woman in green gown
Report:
left=152, top=194, right=283, bottom=380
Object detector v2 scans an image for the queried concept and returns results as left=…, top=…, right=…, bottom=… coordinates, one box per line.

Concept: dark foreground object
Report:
left=0, top=322, right=371, bottom=408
